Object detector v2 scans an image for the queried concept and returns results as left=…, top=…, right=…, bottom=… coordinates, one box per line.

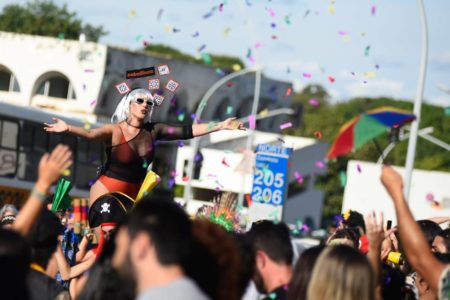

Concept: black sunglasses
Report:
left=135, top=98, right=154, bottom=106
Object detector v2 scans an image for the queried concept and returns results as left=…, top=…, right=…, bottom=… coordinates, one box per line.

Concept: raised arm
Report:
left=13, top=145, right=73, bottom=236
left=55, top=243, right=96, bottom=280
left=380, top=166, right=445, bottom=292
left=44, top=118, right=114, bottom=143
left=192, top=117, right=245, bottom=137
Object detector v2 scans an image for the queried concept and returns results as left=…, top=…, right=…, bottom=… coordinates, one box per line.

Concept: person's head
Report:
left=417, top=220, right=442, bottom=247
left=184, top=219, right=240, bottom=300
left=432, top=228, right=450, bottom=254
left=416, top=252, right=450, bottom=298
left=327, top=228, right=360, bottom=249
left=307, top=245, right=375, bottom=300
left=0, top=228, right=30, bottom=300
left=247, top=220, right=293, bottom=293
left=341, top=209, right=366, bottom=235
left=111, top=88, right=155, bottom=124
left=0, top=204, right=18, bottom=218
left=112, top=198, right=192, bottom=287
left=288, top=245, right=325, bottom=300
left=28, top=208, right=64, bottom=273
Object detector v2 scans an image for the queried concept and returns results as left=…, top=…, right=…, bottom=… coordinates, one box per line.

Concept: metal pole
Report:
left=403, top=0, right=428, bottom=202
left=183, top=67, right=261, bottom=205
left=237, top=69, right=262, bottom=207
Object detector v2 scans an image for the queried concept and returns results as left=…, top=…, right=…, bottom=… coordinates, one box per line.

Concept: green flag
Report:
left=51, top=178, right=72, bottom=212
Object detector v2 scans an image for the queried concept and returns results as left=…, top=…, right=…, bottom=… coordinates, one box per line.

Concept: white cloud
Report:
left=345, top=78, right=405, bottom=98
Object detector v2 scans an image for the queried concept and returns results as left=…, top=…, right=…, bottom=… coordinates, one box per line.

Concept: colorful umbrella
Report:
left=327, top=107, right=416, bottom=160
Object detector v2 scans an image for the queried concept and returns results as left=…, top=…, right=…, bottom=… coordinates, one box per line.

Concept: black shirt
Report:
left=27, top=269, right=70, bottom=300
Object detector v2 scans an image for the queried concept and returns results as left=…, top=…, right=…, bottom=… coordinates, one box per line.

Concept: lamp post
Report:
left=182, top=66, right=263, bottom=205
left=404, top=0, right=428, bottom=201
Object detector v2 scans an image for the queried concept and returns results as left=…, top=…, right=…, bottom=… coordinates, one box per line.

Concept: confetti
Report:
left=308, top=98, right=320, bottom=106
left=284, top=15, right=291, bottom=25
left=172, top=28, right=181, bottom=33
left=177, top=112, right=185, bottom=122
left=129, top=9, right=137, bottom=18
left=364, top=45, right=371, bottom=56
left=90, top=99, right=97, bottom=106
left=62, top=169, right=71, bottom=176
left=177, top=141, right=184, bottom=148
left=356, top=164, right=362, bottom=173
left=224, top=27, right=231, bottom=36
left=157, top=8, right=164, bottom=20
left=280, top=122, right=292, bottom=130
left=248, top=115, right=256, bottom=129
left=294, top=171, right=303, bottom=184
left=219, top=3, right=224, bottom=12
left=270, top=23, right=276, bottom=28
left=328, top=3, right=335, bottom=14
left=271, top=35, right=278, bottom=40
left=216, top=68, right=225, bottom=76
left=201, top=53, right=212, bottom=64
left=303, top=73, right=312, bottom=78
left=364, top=71, right=376, bottom=78
left=245, top=0, right=252, bottom=7
left=226, top=82, right=235, bottom=87
left=84, top=68, right=95, bottom=73
left=182, top=176, right=190, bottom=182
left=328, top=76, right=335, bottom=83
left=135, top=34, right=143, bottom=41
left=315, top=160, right=326, bottom=169
left=226, top=106, right=233, bottom=115
left=269, top=293, right=277, bottom=299
left=339, top=171, right=347, bottom=187
left=142, top=160, right=148, bottom=169
left=192, top=31, right=200, bottom=38
left=284, top=87, right=292, bottom=98
left=426, top=193, right=434, bottom=202
left=314, top=131, right=322, bottom=139
left=198, top=44, right=207, bottom=52
left=259, top=108, right=269, bottom=117
left=277, top=137, right=285, bottom=144
left=168, top=127, right=175, bottom=134
left=304, top=10, right=310, bottom=18
left=371, top=5, right=376, bottom=15
left=168, top=178, right=175, bottom=188
left=254, top=42, right=262, bottom=49
left=267, top=7, right=276, bottom=17
left=222, top=157, right=231, bottom=167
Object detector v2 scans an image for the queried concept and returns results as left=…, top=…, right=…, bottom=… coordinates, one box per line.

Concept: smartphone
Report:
left=387, top=220, right=392, bottom=230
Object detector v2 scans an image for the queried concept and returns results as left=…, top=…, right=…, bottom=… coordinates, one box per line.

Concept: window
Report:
left=75, top=139, right=103, bottom=190
left=0, top=120, right=19, bottom=177
left=35, top=73, right=76, bottom=100
left=0, top=69, right=20, bottom=92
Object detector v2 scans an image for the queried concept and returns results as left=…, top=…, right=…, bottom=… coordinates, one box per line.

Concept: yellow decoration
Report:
left=343, top=209, right=351, bottom=221
left=232, top=64, right=242, bottom=71
left=364, top=71, right=376, bottom=78
left=135, top=171, right=160, bottom=204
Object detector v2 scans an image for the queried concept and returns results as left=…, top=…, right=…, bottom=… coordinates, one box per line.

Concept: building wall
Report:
left=0, top=31, right=107, bottom=121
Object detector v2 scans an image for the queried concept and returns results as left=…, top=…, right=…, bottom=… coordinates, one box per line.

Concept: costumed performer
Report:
left=44, top=88, right=245, bottom=205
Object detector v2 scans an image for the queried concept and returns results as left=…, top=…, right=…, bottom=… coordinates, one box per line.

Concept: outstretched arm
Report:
left=44, top=118, right=114, bottom=144
left=192, top=117, right=245, bottom=137
left=13, top=145, right=73, bottom=236
left=381, top=166, right=445, bottom=292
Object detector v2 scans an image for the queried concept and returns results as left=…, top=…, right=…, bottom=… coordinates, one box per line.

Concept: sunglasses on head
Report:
left=134, top=98, right=154, bottom=106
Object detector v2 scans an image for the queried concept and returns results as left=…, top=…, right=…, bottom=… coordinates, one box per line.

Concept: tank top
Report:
left=103, top=122, right=193, bottom=183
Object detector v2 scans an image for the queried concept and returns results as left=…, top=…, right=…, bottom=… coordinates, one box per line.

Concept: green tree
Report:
left=0, top=0, right=107, bottom=42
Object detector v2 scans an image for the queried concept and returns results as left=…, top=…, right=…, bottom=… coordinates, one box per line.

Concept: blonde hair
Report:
left=307, top=245, right=375, bottom=300
left=111, top=88, right=154, bottom=124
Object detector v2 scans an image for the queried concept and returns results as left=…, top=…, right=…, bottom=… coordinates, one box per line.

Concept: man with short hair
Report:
left=433, top=229, right=450, bottom=254
left=112, top=198, right=209, bottom=300
left=246, top=220, right=293, bottom=300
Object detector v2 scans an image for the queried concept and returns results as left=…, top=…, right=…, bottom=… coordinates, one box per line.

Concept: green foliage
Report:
left=144, top=43, right=245, bottom=70
left=0, top=0, right=107, bottom=42
left=291, top=85, right=450, bottom=224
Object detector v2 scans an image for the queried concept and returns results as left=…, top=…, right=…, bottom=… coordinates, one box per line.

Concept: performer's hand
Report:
left=44, top=118, right=69, bottom=133
left=380, top=165, right=404, bottom=201
left=220, top=117, right=246, bottom=131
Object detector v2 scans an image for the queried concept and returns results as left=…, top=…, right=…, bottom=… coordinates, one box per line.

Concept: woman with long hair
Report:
left=44, top=88, right=244, bottom=204
left=307, top=245, right=375, bottom=300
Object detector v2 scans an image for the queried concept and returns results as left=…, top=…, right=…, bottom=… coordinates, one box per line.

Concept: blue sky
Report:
left=1, top=0, right=449, bottom=106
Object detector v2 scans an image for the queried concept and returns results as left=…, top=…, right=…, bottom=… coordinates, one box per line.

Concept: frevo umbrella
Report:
left=51, top=178, right=73, bottom=212
left=327, top=107, right=416, bottom=160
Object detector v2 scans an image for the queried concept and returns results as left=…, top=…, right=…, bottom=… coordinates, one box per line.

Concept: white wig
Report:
left=111, top=88, right=155, bottom=124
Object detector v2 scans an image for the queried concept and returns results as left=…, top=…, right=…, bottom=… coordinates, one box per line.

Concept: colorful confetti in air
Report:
left=280, top=122, right=293, bottom=130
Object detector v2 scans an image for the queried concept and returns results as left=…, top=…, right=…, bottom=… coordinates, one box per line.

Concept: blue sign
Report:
left=251, top=144, right=292, bottom=206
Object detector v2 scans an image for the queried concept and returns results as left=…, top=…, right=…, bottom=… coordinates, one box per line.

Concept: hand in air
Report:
left=380, top=165, right=404, bottom=200
left=44, top=118, right=69, bottom=133
left=221, top=117, right=246, bottom=131
left=37, top=144, right=73, bottom=187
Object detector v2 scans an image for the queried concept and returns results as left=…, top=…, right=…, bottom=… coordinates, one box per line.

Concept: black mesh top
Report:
left=103, top=122, right=193, bottom=183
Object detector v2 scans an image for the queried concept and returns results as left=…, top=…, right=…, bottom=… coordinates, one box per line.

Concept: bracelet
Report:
left=31, top=186, right=48, bottom=204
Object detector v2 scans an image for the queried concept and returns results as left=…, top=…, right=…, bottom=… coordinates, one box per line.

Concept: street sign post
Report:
left=249, top=144, right=292, bottom=223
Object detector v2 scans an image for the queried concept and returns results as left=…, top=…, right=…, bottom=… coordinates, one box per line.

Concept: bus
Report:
left=0, top=102, right=105, bottom=207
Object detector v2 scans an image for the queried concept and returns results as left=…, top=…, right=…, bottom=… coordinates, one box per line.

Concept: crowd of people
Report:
left=1, top=88, right=449, bottom=300
left=0, top=145, right=450, bottom=300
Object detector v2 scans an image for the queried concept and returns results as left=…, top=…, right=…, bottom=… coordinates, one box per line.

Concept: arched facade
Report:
left=0, top=64, right=20, bottom=93
left=32, top=71, right=76, bottom=100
